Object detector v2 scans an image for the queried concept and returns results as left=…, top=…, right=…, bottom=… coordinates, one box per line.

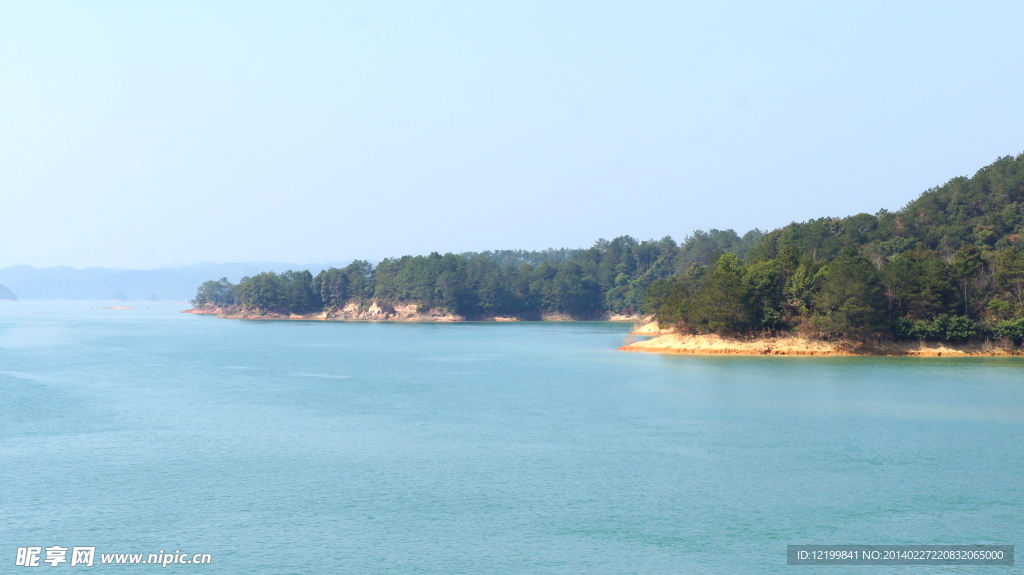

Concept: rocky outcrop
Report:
left=325, top=301, right=461, bottom=322
left=183, top=302, right=644, bottom=323
left=184, top=301, right=461, bottom=322
left=182, top=304, right=223, bottom=315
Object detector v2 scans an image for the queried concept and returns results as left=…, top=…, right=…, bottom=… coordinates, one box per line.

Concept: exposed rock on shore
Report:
left=183, top=303, right=642, bottom=323
left=184, top=302, right=459, bottom=321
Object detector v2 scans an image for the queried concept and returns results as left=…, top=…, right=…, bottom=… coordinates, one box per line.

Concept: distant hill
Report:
left=0, top=283, right=16, bottom=301
left=0, top=261, right=351, bottom=301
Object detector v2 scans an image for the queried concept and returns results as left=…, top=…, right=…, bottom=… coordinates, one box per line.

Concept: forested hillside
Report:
left=194, top=153, right=1024, bottom=341
left=646, top=153, right=1024, bottom=341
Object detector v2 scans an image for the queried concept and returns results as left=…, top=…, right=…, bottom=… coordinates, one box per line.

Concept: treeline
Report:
left=646, top=153, right=1024, bottom=341
left=195, top=153, right=1024, bottom=340
left=193, top=231, right=762, bottom=319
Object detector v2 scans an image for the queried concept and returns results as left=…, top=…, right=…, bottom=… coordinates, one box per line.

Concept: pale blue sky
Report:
left=1, top=1, right=1022, bottom=269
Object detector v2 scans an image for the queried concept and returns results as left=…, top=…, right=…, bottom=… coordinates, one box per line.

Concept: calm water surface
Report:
left=1, top=302, right=1021, bottom=573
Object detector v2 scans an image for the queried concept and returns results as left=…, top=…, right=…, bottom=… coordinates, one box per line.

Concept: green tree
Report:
left=950, top=244, right=985, bottom=315
left=280, top=270, right=320, bottom=313
left=744, top=259, right=785, bottom=330
left=193, top=277, right=234, bottom=307
left=688, top=254, right=753, bottom=333
left=881, top=249, right=958, bottom=319
left=237, top=272, right=283, bottom=311
left=995, top=247, right=1024, bottom=305
left=812, top=249, right=885, bottom=336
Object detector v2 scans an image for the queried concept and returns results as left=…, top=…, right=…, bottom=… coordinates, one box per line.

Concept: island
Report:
left=187, top=153, right=1024, bottom=355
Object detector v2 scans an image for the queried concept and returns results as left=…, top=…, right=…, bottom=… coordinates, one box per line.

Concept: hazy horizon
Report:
left=3, top=1, right=1022, bottom=269
left=0, top=260, right=359, bottom=273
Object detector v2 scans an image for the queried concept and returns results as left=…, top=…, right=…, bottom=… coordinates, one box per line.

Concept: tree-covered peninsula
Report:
left=193, top=153, right=1024, bottom=344
left=192, top=231, right=764, bottom=320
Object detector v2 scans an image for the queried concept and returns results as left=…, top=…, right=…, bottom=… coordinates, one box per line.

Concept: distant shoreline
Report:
left=183, top=304, right=641, bottom=323
left=620, top=324, right=1024, bottom=357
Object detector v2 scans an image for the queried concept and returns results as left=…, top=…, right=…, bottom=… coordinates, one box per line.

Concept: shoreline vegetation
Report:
left=188, top=153, right=1024, bottom=356
left=187, top=235, right=763, bottom=323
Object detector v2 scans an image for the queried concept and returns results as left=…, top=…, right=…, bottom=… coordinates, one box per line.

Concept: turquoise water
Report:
left=2, top=302, right=1021, bottom=573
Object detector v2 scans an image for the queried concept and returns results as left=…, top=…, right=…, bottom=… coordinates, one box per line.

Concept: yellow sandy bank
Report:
left=621, top=324, right=1024, bottom=357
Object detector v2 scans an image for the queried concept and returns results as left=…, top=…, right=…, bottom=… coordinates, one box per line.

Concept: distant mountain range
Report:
left=0, top=262, right=352, bottom=301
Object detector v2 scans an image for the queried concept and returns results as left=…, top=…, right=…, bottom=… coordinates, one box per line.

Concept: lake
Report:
left=1, top=302, right=1021, bottom=573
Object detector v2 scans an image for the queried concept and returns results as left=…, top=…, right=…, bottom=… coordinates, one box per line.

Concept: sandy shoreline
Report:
left=185, top=308, right=1022, bottom=355
left=620, top=325, right=1024, bottom=357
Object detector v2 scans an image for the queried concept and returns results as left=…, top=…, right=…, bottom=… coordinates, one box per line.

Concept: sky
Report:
left=1, top=1, right=1022, bottom=269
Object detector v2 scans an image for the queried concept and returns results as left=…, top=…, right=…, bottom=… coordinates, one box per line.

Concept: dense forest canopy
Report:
left=195, top=153, right=1024, bottom=341
left=645, top=153, right=1024, bottom=341
left=194, top=230, right=761, bottom=319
